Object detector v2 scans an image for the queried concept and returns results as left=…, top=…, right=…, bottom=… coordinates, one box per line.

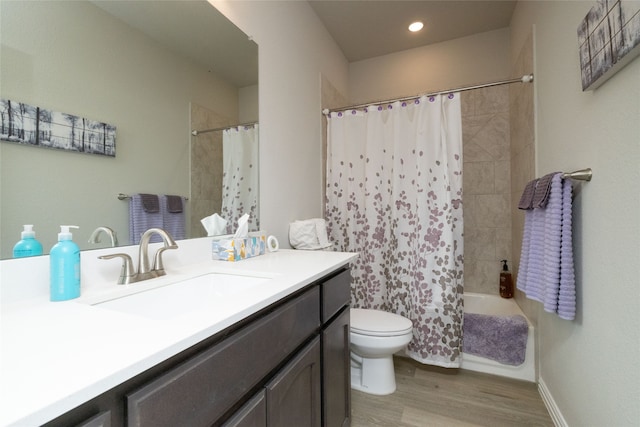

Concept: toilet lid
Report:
left=350, top=308, right=413, bottom=337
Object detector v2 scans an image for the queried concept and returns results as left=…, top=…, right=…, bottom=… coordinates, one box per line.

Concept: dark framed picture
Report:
left=578, top=0, right=640, bottom=90
left=0, top=99, right=116, bottom=156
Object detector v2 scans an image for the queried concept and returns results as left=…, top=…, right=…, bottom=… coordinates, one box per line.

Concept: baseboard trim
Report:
left=538, top=377, right=568, bottom=427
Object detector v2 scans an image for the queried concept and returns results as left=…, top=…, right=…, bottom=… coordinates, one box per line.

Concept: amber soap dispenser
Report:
left=499, top=260, right=514, bottom=298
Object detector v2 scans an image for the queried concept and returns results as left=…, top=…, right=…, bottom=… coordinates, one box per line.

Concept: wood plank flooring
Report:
left=351, top=356, right=554, bottom=427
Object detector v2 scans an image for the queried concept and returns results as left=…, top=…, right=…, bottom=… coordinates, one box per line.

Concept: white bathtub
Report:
left=461, top=293, right=535, bottom=382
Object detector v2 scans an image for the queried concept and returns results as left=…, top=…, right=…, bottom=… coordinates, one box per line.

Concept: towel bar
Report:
left=561, top=168, right=592, bottom=181
left=118, top=193, right=189, bottom=201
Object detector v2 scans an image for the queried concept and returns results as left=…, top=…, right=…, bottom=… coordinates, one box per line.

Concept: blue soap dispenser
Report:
left=50, top=225, right=81, bottom=302
left=13, top=224, right=43, bottom=258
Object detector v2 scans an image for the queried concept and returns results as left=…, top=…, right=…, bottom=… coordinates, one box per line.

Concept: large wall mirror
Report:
left=0, top=0, right=258, bottom=259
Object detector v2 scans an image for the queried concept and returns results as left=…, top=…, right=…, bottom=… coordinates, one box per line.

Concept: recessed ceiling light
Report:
left=408, top=21, right=424, bottom=32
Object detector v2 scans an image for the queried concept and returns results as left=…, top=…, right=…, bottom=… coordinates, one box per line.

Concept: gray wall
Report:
left=219, top=1, right=640, bottom=424
left=510, top=1, right=640, bottom=425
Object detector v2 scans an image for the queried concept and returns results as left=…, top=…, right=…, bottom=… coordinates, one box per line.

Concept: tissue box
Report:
left=212, top=233, right=266, bottom=261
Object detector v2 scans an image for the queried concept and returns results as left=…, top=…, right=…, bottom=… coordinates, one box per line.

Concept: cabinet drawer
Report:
left=127, top=286, right=320, bottom=427
left=321, top=269, right=351, bottom=322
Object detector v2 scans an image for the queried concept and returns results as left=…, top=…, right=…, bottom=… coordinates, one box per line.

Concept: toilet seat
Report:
left=351, top=308, right=413, bottom=337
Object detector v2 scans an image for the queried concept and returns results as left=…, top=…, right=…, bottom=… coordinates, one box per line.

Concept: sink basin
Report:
left=94, top=273, right=271, bottom=320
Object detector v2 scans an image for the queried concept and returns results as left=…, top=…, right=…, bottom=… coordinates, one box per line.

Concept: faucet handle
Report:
left=99, top=253, right=136, bottom=285
left=152, top=244, right=178, bottom=276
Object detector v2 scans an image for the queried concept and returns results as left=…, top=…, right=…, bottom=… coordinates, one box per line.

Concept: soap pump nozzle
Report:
left=501, top=259, right=509, bottom=272
left=58, top=225, right=79, bottom=241
left=21, top=224, right=36, bottom=239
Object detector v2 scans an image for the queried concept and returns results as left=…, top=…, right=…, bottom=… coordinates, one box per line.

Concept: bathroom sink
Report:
left=93, top=273, right=271, bottom=320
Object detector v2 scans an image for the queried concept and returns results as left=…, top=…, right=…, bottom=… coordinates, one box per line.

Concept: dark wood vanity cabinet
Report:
left=321, top=269, right=352, bottom=427
left=322, top=308, right=351, bottom=427
left=45, top=267, right=351, bottom=427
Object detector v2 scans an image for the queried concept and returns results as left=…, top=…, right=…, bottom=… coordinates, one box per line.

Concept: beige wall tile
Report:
left=462, top=85, right=511, bottom=294
left=464, top=162, right=495, bottom=194
left=475, top=85, right=509, bottom=114
left=464, top=226, right=496, bottom=261
left=495, top=160, right=511, bottom=194
left=189, top=103, right=233, bottom=239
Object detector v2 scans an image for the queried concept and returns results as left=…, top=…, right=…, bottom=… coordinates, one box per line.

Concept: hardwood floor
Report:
left=351, top=356, right=554, bottom=427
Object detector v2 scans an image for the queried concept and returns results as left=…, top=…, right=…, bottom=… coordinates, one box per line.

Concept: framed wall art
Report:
left=578, top=0, right=640, bottom=91
left=0, top=99, right=116, bottom=157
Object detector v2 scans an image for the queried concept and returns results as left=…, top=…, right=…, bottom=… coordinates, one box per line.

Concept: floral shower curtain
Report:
left=326, top=94, right=464, bottom=367
left=221, top=124, right=259, bottom=233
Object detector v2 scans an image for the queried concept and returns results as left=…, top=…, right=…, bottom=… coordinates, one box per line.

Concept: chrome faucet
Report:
left=137, top=228, right=178, bottom=280
left=89, top=226, right=119, bottom=247
left=99, top=228, right=178, bottom=285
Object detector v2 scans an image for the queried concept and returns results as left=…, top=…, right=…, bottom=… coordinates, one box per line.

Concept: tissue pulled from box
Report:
left=201, top=213, right=228, bottom=236
left=233, top=213, right=250, bottom=239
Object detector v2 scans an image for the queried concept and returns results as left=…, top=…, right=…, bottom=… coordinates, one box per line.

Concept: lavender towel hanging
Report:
left=531, top=172, right=559, bottom=208
left=129, top=194, right=163, bottom=244
left=517, top=173, right=576, bottom=320
left=161, top=195, right=186, bottom=241
left=140, top=193, right=160, bottom=213
left=165, top=195, right=183, bottom=213
left=518, top=179, right=537, bottom=210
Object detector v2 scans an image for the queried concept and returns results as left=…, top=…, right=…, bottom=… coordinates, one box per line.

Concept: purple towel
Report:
left=140, top=193, right=160, bottom=213
left=518, top=179, right=537, bottom=210
left=558, top=180, right=576, bottom=320
left=165, top=195, right=183, bottom=213
left=532, top=172, right=558, bottom=208
left=517, top=173, right=576, bottom=320
left=463, top=313, right=528, bottom=366
left=129, top=194, right=163, bottom=244
left=161, top=195, right=186, bottom=241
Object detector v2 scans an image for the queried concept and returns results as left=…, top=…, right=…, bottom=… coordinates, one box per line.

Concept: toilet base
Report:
left=350, top=354, right=397, bottom=395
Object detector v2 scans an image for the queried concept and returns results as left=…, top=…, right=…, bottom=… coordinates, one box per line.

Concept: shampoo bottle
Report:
left=50, top=225, right=81, bottom=302
left=13, top=224, right=43, bottom=258
left=499, top=259, right=514, bottom=299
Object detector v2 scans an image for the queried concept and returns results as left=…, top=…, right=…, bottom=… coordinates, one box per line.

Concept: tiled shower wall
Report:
left=189, top=103, right=234, bottom=239
left=461, top=86, right=512, bottom=294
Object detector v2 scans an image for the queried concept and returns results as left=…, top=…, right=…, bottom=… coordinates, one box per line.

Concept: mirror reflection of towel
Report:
left=130, top=194, right=163, bottom=244
left=140, top=193, right=160, bottom=213
left=161, top=196, right=185, bottom=240
left=165, top=195, right=183, bottom=213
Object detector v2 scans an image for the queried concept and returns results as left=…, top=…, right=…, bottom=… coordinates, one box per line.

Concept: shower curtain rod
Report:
left=322, top=74, right=534, bottom=114
left=191, top=121, right=257, bottom=136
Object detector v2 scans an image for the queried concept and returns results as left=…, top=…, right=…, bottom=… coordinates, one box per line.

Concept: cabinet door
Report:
left=322, top=307, right=351, bottom=427
left=221, top=390, right=266, bottom=427
left=266, top=337, right=321, bottom=427
left=73, top=411, right=111, bottom=427
left=127, top=287, right=320, bottom=427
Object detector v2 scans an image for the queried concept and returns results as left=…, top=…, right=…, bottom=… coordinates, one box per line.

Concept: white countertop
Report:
left=0, top=248, right=357, bottom=427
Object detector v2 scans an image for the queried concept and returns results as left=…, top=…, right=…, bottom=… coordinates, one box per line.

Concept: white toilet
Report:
left=350, top=308, right=413, bottom=395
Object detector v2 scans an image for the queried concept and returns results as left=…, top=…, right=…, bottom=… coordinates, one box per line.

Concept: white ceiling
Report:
left=89, top=1, right=516, bottom=87
left=308, top=0, right=517, bottom=62
left=90, top=0, right=258, bottom=88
